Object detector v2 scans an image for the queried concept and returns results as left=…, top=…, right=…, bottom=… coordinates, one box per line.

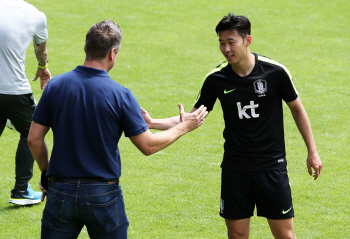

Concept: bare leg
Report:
left=267, top=218, right=296, bottom=239
left=225, top=218, right=250, bottom=239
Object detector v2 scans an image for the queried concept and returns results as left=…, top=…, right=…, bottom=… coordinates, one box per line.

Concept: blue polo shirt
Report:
left=32, top=66, right=148, bottom=180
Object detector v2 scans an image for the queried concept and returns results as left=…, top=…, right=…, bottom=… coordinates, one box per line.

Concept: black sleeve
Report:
left=276, top=68, right=299, bottom=102
left=194, top=75, right=217, bottom=111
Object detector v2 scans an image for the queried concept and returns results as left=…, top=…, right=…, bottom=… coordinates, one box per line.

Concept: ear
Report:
left=84, top=45, right=87, bottom=53
left=108, top=48, right=115, bottom=61
left=245, top=35, right=252, bottom=46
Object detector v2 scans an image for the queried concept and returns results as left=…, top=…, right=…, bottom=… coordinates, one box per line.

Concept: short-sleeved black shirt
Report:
left=194, top=53, right=298, bottom=171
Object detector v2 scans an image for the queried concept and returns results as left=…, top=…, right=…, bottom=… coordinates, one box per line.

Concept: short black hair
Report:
left=215, top=13, right=251, bottom=39
left=85, top=20, right=123, bottom=61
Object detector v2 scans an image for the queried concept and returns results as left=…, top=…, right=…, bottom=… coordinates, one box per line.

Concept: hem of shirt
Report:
left=220, top=160, right=287, bottom=172
left=124, top=125, right=148, bottom=138
left=32, top=117, right=50, bottom=127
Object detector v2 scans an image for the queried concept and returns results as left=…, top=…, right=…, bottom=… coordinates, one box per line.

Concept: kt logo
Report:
left=237, top=101, right=259, bottom=119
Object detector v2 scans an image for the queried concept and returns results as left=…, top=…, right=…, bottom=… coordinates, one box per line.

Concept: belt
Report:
left=50, top=176, right=119, bottom=185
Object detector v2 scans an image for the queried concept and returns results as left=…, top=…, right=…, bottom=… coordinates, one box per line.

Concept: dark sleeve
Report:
left=276, top=67, right=299, bottom=102
left=121, top=90, right=148, bottom=137
left=193, top=75, right=217, bottom=111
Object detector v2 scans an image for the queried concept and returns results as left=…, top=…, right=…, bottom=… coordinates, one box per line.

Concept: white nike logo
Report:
left=23, top=194, right=34, bottom=199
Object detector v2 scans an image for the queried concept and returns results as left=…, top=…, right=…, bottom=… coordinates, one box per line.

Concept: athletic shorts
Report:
left=0, top=93, right=36, bottom=135
left=220, top=168, right=294, bottom=220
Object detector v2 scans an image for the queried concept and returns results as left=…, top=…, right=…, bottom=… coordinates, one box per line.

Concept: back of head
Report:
left=215, top=13, right=251, bottom=39
left=85, top=20, right=123, bottom=61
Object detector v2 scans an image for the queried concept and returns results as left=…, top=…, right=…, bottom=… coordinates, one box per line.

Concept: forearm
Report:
left=28, top=122, right=50, bottom=171
left=144, top=123, right=187, bottom=155
left=28, top=139, right=50, bottom=172
left=133, top=104, right=207, bottom=155
left=150, top=115, right=181, bottom=130
left=33, top=41, right=48, bottom=66
left=291, top=107, right=317, bottom=153
left=148, top=107, right=198, bottom=130
left=287, top=97, right=322, bottom=179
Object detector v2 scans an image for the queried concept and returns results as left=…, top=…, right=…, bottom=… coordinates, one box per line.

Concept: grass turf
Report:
left=0, top=0, right=349, bottom=238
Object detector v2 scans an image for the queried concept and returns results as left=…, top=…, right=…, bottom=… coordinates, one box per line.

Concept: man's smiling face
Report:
left=219, top=30, right=251, bottom=66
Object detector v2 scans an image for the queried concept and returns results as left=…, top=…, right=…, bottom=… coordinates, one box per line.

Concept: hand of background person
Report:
left=33, top=67, right=51, bottom=90
left=307, top=151, right=323, bottom=180
left=178, top=104, right=208, bottom=133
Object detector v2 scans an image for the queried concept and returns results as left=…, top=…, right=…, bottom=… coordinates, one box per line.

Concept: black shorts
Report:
left=220, top=168, right=294, bottom=220
left=0, top=93, right=36, bottom=135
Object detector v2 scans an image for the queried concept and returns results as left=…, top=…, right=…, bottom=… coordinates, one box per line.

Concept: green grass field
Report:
left=0, top=0, right=349, bottom=238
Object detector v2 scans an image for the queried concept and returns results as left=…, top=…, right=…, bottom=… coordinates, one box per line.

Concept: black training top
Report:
left=194, top=53, right=298, bottom=171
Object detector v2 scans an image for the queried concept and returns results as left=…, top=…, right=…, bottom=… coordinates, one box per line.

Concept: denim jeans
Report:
left=41, top=181, right=129, bottom=239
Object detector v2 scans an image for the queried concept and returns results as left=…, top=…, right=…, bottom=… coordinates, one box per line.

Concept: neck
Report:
left=231, top=52, right=255, bottom=77
left=84, top=59, right=109, bottom=72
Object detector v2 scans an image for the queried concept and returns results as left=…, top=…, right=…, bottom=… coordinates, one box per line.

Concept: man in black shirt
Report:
left=142, top=13, right=322, bottom=239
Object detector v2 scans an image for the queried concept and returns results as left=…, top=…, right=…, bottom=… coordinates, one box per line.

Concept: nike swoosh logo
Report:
left=282, top=207, right=293, bottom=214
left=23, top=194, right=34, bottom=199
left=224, top=88, right=236, bottom=94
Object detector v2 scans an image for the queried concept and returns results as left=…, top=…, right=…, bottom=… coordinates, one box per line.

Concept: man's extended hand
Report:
left=141, top=107, right=153, bottom=129
left=33, top=67, right=51, bottom=90
left=307, top=151, right=322, bottom=180
left=179, top=104, right=208, bottom=133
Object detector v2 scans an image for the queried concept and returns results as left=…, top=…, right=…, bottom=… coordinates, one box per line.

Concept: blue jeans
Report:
left=41, top=181, right=129, bottom=239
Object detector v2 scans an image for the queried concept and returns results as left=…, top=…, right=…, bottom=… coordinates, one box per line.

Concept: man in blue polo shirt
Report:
left=28, top=20, right=208, bottom=239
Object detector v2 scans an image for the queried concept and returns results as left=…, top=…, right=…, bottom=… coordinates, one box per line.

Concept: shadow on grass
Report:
left=1, top=203, right=42, bottom=211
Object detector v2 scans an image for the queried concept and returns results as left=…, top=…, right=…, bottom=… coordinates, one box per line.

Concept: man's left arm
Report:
left=28, top=121, right=50, bottom=200
left=33, top=40, right=51, bottom=90
left=286, top=97, right=323, bottom=180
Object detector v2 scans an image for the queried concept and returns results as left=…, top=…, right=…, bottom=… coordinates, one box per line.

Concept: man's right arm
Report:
left=33, top=40, right=51, bottom=90
left=131, top=104, right=206, bottom=155
left=27, top=121, right=50, bottom=172
left=141, top=106, right=198, bottom=130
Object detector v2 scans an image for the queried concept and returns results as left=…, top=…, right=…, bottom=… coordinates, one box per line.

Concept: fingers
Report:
left=194, top=105, right=205, bottom=114
left=199, top=107, right=209, bottom=121
left=33, top=68, right=51, bottom=89
left=41, top=192, right=47, bottom=202
left=177, top=104, right=208, bottom=127
left=307, top=166, right=313, bottom=176
left=178, top=103, right=185, bottom=122
left=41, top=80, right=47, bottom=90
left=39, top=182, right=47, bottom=202
left=178, top=103, right=185, bottom=114
left=307, top=163, right=322, bottom=180
left=306, top=152, right=322, bottom=180
left=195, top=105, right=208, bottom=122
left=312, top=164, right=322, bottom=180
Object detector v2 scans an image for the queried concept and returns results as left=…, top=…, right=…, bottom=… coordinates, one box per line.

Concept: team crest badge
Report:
left=253, top=79, right=267, bottom=96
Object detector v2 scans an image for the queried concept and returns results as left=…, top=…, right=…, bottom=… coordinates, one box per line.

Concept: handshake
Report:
left=141, top=103, right=208, bottom=133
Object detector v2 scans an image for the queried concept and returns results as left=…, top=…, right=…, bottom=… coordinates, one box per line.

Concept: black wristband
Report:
left=41, top=170, right=49, bottom=190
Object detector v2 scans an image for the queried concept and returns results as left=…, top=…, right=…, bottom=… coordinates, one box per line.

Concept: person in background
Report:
left=0, top=0, right=51, bottom=205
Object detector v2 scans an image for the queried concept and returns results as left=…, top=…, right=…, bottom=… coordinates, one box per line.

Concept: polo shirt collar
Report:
left=74, top=65, right=110, bottom=77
